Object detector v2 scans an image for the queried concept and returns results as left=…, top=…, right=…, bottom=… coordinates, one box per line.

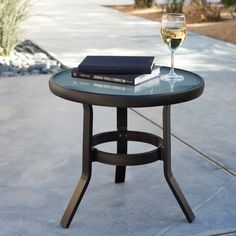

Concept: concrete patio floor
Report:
left=0, top=0, right=236, bottom=235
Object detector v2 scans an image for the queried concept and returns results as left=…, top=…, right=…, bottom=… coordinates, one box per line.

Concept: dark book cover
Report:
left=77, top=56, right=155, bottom=74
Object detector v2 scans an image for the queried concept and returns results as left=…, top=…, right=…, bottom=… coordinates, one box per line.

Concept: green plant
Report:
left=134, top=0, right=154, bottom=8
left=166, top=0, right=185, bottom=13
left=0, top=0, right=29, bottom=56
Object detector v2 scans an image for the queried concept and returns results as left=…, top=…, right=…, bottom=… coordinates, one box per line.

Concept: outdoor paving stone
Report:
left=0, top=76, right=236, bottom=235
left=156, top=179, right=236, bottom=236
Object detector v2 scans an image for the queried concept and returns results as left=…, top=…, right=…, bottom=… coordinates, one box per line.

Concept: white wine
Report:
left=161, top=27, right=186, bottom=52
left=160, top=13, right=186, bottom=81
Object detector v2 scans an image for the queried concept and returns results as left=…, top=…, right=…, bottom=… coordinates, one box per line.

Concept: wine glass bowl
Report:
left=160, top=13, right=186, bottom=81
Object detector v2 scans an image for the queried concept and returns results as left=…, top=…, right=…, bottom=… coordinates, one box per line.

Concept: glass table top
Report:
left=51, top=67, right=203, bottom=97
left=49, top=67, right=204, bottom=107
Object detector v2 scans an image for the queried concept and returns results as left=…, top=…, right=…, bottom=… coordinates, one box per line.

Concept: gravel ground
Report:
left=0, top=40, right=65, bottom=77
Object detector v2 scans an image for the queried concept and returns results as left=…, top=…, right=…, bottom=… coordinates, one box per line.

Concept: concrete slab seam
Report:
left=131, top=108, right=236, bottom=178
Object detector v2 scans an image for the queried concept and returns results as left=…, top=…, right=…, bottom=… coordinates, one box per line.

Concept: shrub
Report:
left=166, top=0, right=185, bottom=13
left=221, top=0, right=236, bottom=7
left=183, top=0, right=222, bottom=23
left=183, top=0, right=208, bottom=22
left=0, top=0, right=29, bottom=56
left=134, top=0, right=155, bottom=8
left=221, top=0, right=236, bottom=18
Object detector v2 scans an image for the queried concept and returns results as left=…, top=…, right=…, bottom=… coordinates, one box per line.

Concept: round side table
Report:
left=49, top=67, right=204, bottom=228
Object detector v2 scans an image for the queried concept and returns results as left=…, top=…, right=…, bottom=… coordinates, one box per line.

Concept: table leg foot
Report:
left=164, top=172, right=195, bottom=223
left=163, top=105, right=195, bottom=223
left=115, top=166, right=126, bottom=183
left=60, top=174, right=91, bottom=228
left=60, top=104, right=93, bottom=228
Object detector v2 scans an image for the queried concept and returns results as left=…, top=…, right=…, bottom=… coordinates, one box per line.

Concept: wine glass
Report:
left=160, top=13, right=186, bottom=81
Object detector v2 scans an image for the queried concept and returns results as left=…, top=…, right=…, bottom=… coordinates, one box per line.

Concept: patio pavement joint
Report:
left=131, top=108, right=236, bottom=179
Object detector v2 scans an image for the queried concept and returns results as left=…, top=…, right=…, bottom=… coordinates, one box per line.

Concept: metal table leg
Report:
left=115, top=107, right=128, bottom=183
left=60, top=104, right=93, bottom=228
left=162, top=105, right=195, bottom=223
left=60, top=104, right=195, bottom=228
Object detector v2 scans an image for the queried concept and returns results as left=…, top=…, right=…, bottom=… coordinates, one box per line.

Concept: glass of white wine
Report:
left=160, top=13, right=186, bottom=81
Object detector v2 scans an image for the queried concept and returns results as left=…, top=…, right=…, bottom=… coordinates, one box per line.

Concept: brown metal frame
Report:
left=60, top=105, right=195, bottom=228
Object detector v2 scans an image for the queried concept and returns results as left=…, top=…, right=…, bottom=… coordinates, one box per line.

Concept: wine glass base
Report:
left=160, top=71, right=184, bottom=82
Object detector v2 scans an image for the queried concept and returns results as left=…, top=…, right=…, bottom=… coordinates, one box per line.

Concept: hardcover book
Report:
left=70, top=74, right=160, bottom=94
left=71, top=66, right=160, bottom=86
left=77, top=55, right=155, bottom=74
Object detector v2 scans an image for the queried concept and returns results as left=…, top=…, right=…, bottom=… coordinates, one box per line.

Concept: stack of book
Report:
left=72, top=56, right=160, bottom=86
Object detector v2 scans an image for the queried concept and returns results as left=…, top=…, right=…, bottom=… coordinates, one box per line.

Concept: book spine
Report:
left=71, top=71, right=134, bottom=85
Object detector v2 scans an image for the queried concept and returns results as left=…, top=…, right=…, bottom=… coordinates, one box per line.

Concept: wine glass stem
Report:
left=170, top=52, right=174, bottom=76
